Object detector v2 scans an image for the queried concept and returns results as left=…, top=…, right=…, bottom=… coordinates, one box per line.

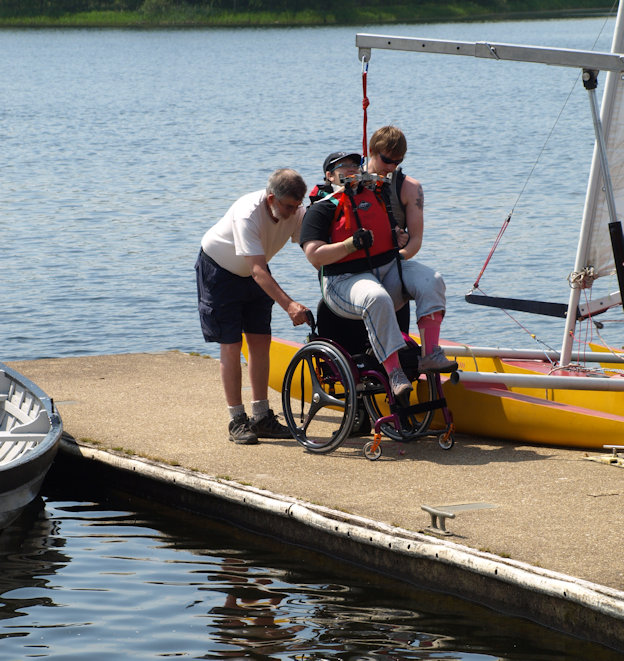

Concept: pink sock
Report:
left=417, top=311, right=443, bottom=355
left=382, top=351, right=401, bottom=375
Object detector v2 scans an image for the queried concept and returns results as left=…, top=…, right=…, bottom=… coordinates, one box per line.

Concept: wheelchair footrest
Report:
left=392, top=397, right=447, bottom=416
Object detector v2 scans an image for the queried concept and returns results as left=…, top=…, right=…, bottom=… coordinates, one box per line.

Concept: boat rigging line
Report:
left=471, top=49, right=603, bottom=293
left=462, top=66, right=595, bottom=358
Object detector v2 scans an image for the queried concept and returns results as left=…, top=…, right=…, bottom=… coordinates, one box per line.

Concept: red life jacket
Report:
left=330, top=187, right=395, bottom=264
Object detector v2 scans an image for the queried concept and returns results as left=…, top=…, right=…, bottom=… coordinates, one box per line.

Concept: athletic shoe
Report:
left=389, top=367, right=413, bottom=400
left=228, top=413, right=259, bottom=445
left=419, top=346, right=458, bottom=373
left=251, top=409, right=292, bottom=439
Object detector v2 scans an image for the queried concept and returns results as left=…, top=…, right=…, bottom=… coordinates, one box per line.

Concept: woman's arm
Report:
left=398, top=175, right=424, bottom=260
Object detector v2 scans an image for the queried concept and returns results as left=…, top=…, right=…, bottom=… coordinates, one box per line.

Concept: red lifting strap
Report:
left=473, top=212, right=512, bottom=290
left=362, top=62, right=369, bottom=159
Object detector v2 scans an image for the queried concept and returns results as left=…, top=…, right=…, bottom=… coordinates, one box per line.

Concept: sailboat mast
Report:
left=560, top=1, right=624, bottom=365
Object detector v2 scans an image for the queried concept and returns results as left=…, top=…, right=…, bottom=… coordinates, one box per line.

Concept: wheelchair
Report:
left=281, top=301, right=455, bottom=460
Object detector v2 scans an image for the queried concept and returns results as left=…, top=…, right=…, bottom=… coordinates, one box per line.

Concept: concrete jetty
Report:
left=8, top=351, right=624, bottom=652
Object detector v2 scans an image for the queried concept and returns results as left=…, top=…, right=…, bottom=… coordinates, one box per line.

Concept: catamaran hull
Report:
left=0, top=362, right=63, bottom=530
left=258, top=336, right=624, bottom=450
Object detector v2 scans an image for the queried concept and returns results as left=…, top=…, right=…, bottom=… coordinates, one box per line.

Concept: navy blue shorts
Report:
left=195, top=250, right=274, bottom=344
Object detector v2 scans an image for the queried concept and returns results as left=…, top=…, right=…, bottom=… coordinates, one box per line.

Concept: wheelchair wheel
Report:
left=281, top=341, right=358, bottom=454
left=362, top=372, right=437, bottom=442
left=439, top=430, right=455, bottom=450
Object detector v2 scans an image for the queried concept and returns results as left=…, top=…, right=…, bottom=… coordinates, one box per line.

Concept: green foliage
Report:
left=0, top=0, right=612, bottom=24
left=0, top=0, right=142, bottom=18
left=141, top=0, right=170, bottom=15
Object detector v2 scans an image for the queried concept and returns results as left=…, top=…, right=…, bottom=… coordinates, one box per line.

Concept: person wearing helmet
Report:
left=307, top=151, right=362, bottom=205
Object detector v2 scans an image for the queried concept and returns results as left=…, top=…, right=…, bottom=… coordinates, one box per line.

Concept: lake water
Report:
left=1, top=15, right=622, bottom=363
left=0, top=473, right=620, bottom=660
left=2, top=17, right=624, bottom=659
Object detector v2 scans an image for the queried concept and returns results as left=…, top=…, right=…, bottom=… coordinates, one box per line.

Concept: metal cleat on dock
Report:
left=421, top=505, right=456, bottom=536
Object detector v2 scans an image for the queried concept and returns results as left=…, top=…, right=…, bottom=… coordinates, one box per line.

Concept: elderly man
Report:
left=196, top=169, right=309, bottom=445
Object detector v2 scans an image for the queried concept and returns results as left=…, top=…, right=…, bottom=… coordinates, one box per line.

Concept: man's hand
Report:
left=288, top=302, right=310, bottom=326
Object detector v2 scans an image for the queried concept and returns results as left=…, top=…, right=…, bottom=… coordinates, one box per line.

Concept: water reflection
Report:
left=207, top=557, right=305, bottom=658
left=0, top=482, right=620, bottom=660
left=0, top=499, right=68, bottom=627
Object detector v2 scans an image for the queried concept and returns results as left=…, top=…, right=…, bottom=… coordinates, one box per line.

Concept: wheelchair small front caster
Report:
left=438, top=425, right=455, bottom=450
left=363, top=439, right=382, bottom=461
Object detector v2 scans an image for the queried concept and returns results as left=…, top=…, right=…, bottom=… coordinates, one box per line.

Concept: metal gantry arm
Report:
left=356, top=33, right=624, bottom=71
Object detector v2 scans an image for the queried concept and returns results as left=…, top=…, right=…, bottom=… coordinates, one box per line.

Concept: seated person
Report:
left=300, top=151, right=456, bottom=400
left=308, top=151, right=410, bottom=333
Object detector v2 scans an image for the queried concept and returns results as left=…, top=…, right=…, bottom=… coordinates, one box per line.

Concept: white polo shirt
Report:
left=201, top=190, right=303, bottom=277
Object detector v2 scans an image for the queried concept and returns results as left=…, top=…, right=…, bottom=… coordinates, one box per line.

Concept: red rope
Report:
left=362, top=63, right=369, bottom=159
left=472, top=213, right=512, bottom=289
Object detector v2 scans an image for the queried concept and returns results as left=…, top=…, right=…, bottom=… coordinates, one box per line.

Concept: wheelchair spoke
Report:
left=363, top=372, right=437, bottom=442
left=282, top=341, right=357, bottom=454
left=304, top=354, right=347, bottom=411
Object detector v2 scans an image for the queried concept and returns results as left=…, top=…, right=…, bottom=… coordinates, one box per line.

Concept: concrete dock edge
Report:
left=57, top=435, right=624, bottom=653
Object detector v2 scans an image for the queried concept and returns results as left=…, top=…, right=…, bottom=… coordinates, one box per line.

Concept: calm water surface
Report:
left=2, top=16, right=623, bottom=362
left=0, top=475, right=619, bottom=660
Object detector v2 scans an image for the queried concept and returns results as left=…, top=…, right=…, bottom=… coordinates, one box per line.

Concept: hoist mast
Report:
left=356, top=31, right=624, bottom=365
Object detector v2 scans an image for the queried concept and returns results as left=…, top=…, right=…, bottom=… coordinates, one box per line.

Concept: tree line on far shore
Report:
left=0, top=0, right=611, bottom=19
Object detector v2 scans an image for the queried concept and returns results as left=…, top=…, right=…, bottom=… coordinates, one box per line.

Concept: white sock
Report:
left=251, top=399, right=269, bottom=420
left=228, top=404, right=245, bottom=420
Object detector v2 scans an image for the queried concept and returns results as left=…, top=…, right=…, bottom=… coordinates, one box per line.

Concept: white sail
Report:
left=582, top=4, right=624, bottom=279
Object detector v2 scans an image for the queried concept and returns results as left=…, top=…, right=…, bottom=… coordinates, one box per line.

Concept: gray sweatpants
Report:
left=321, top=259, right=446, bottom=363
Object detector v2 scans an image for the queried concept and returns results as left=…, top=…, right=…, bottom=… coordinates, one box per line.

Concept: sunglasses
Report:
left=379, top=153, right=403, bottom=166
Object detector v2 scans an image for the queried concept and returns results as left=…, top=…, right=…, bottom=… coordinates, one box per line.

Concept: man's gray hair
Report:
left=267, top=168, right=307, bottom=201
